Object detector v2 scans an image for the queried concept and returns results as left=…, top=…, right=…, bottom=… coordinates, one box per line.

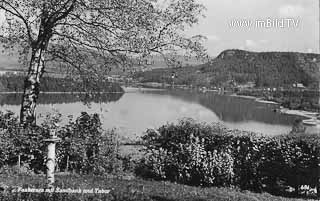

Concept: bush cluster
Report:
left=0, top=111, right=124, bottom=175
left=0, top=111, right=47, bottom=173
left=136, top=119, right=320, bottom=193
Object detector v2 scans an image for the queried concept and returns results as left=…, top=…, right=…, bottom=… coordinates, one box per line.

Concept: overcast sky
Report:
left=187, top=0, right=319, bottom=56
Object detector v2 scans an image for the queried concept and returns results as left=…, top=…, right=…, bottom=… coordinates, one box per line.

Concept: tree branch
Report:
left=0, top=0, right=34, bottom=43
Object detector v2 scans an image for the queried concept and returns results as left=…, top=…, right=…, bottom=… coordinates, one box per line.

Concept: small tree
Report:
left=0, top=0, right=207, bottom=126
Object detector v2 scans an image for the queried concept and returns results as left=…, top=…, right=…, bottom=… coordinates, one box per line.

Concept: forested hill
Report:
left=134, top=49, right=320, bottom=89
left=201, top=49, right=320, bottom=88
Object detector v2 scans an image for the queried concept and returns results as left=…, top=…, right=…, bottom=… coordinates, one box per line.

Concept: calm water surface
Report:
left=1, top=88, right=318, bottom=139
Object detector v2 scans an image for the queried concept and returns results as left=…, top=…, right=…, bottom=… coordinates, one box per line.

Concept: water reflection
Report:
left=0, top=89, right=317, bottom=137
left=0, top=92, right=123, bottom=105
left=142, top=90, right=299, bottom=125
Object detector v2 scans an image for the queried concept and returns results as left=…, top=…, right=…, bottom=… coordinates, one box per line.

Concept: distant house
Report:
left=107, top=76, right=114, bottom=82
left=293, top=83, right=305, bottom=89
left=237, top=81, right=256, bottom=89
left=0, top=71, right=20, bottom=76
left=0, top=71, right=8, bottom=75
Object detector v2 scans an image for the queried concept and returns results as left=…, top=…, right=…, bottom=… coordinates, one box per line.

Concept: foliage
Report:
left=202, top=49, right=320, bottom=88
left=0, top=74, right=124, bottom=93
left=137, top=119, right=320, bottom=195
left=0, top=111, right=125, bottom=175
left=0, top=93, right=124, bottom=107
left=55, top=112, right=124, bottom=175
left=238, top=89, right=320, bottom=112
left=138, top=120, right=234, bottom=187
left=0, top=111, right=47, bottom=173
left=0, top=0, right=207, bottom=78
left=134, top=49, right=320, bottom=89
left=0, top=0, right=207, bottom=126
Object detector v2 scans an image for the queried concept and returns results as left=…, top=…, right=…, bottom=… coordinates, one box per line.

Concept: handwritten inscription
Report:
left=11, top=187, right=111, bottom=194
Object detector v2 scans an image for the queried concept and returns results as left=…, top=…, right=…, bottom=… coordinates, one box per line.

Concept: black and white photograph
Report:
left=0, top=0, right=319, bottom=200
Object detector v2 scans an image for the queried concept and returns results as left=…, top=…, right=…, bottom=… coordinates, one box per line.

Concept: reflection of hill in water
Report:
left=144, top=90, right=299, bottom=125
left=0, top=92, right=124, bottom=106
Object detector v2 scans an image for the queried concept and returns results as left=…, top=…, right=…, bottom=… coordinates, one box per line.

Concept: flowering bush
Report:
left=137, top=119, right=320, bottom=194
left=138, top=119, right=235, bottom=187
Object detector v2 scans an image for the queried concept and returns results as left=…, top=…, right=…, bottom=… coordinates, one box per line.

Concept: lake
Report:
left=0, top=88, right=318, bottom=139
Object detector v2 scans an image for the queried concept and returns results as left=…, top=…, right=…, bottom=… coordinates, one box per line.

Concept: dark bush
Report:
left=0, top=111, right=124, bottom=175
left=137, top=119, right=320, bottom=194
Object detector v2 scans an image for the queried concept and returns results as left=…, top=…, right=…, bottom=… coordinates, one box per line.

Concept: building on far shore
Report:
left=0, top=70, right=24, bottom=76
left=236, top=81, right=256, bottom=90
left=292, top=83, right=305, bottom=89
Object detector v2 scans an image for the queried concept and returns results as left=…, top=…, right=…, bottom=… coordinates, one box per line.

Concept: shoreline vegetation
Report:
left=0, top=111, right=319, bottom=200
left=132, top=49, right=320, bottom=118
left=0, top=91, right=125, bottom=94
left=2, top=82, right=318, bottom=124
left=230, top=93, right=319, bottom=119
left=0, top=74, right=318, bottom=125
left=0, top=74, right=124, bottom=93
left=0, top=73, right=319, bottom=200
left=1, top=72, right=318, bottom=119
left=131, top=81, right=320, bottom=121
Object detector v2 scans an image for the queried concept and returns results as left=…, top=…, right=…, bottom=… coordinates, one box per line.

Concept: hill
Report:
left=134, top=49, right=320, bottom=89
left=204, top=49, right=320, bottom=88
left=0, top=49, right=204, bottom=76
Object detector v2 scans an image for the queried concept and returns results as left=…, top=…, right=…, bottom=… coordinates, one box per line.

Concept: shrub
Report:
left=55, top=112, right=126, bottom=175
left=230, top=134, right=266, bottom=192
left=0, top=111, right=125, bottom=176
left=0, top=111, right=47, bottom=173
left=137, top=118, right=320, bottom=194
left=138, top=119, right=235, bottom=187
left=259, top=134, right=319, bottom=194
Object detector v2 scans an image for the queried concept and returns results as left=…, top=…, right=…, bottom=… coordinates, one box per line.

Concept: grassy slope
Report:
left=0, top=174, right=315, bottom=201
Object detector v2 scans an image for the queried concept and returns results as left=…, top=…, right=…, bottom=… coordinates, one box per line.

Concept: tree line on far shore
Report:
left=0, top=74, right=123, bottom=93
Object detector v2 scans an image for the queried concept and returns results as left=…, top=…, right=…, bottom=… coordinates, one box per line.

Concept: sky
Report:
left=0, top=1, right=318, bottom=60
left=187, top=0, right=319, bottom=56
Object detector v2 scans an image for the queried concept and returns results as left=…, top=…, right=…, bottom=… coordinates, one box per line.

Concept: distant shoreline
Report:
left=1, top=87, right=318, bottom=121
left=0, top=88, right=164, bottom=94
left=231, top=93, right=319, bottom=120
left=133, top=84, right=320, bottom=121
left=0, top=91, right=125, bottom=94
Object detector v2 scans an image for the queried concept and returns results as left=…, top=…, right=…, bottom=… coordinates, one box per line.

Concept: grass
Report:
left=0, top=174, right=317, bottom=201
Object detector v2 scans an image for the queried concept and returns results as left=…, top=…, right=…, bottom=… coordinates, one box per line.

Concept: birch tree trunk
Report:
left=20, top=47, right=46, bottom=126
left=19, top=10, right=52, bottom=126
